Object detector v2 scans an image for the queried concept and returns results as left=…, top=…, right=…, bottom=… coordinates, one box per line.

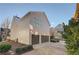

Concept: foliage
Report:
left=16, top=45, right=33, bottom=54
left=63, top=18, right=79, bottom=54
left=0, top=43, right=11, bottom=53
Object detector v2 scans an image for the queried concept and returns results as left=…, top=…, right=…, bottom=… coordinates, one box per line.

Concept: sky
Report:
left=0, top=3, right=76, bottom=28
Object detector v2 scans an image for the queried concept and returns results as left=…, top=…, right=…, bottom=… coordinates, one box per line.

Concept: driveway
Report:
left=23, top=41, right=67, bottom=55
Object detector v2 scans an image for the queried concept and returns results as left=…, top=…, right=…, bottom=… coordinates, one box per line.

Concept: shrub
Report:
left=0, top=43, right=11, bottom=53
left=0, top=36, right=2, bottom=42
left=16, top=45, right=33, bottom=54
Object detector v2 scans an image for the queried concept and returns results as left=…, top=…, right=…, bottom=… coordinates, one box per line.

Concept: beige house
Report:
left=10, top=11, right=50, bottom=45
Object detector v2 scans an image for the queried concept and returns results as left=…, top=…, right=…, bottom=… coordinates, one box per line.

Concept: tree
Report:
left=1, top=18, right=10, bottom=28
left=63, top=18, right=79, bottom=54
left=1, top=18, right=10, bottom=40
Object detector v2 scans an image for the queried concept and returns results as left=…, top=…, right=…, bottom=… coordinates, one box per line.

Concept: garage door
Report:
left=41, top=35, right=49, bottom=43
left=32, top=34, right=39, bottom=45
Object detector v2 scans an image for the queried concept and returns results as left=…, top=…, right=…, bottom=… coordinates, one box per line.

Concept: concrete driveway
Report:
left=23, top=41, right=67, bottom=55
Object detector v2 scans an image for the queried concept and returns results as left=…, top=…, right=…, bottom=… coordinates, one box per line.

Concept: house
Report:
left=10, top=11, right=50, bottom=45
left=55, top=23, right=64, bottom=33
left=50, top=23, right=64, bottom=40
left=0, top=28, right=10, bottom=40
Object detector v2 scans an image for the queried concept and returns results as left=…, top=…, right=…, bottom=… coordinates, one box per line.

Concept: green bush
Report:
left=0, top=44, right=11, bottom=53
left=0, top=36, right=2, bottom=42
left=16, top=45, right=33, bottom=54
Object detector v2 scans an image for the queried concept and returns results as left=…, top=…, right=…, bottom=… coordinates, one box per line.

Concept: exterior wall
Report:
left=10, top=16, right=30, bottom=45
left=10, top=16, right=18, bottom=41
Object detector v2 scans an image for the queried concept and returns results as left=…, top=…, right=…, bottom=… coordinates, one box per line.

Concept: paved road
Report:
left=23, top=41, right=67, bottom=55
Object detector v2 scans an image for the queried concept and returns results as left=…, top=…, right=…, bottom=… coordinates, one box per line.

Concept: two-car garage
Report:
left=32, top=34, right=49, bottom=45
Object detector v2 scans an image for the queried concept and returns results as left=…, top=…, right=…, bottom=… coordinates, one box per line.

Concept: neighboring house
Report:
left=54, top=23, right=64, bottom=40
left=53, top=31, right=63, bottom=40
left=0, top=28, right=10, bottom=40
left=50, top=23, right=64, bottom=40
left=55, top=23, right=64, bottom=33
left=10, top=11, right=50, bottom=45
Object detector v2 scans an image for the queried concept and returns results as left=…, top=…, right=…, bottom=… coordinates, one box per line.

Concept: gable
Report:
left=28, top=12, right=50, bottom=35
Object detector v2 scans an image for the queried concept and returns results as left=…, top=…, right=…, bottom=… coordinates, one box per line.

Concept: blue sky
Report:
left=0, top=3, right=76, bottom=27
